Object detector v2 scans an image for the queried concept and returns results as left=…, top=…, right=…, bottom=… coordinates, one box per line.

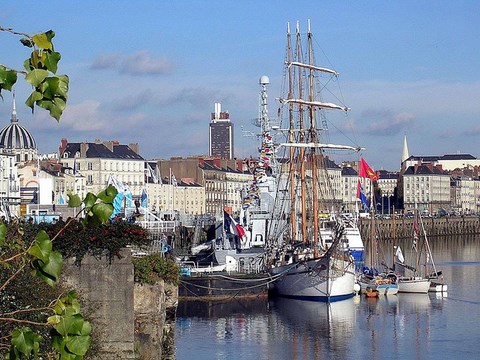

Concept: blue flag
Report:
left=141, top=188, right=148, bottom=208
left=357, top=180, right=369, bottom=211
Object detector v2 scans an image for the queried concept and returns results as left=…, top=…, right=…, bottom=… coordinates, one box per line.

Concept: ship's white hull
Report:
left=269, top=256, right=356, bottom=302
left=398, top=277, right=431, bottom=293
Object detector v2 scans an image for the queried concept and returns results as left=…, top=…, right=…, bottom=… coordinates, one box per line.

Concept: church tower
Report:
left=0, top=93, right=38, bottom=164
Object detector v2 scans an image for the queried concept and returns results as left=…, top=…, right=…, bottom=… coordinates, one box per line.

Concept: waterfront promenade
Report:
left=358, top=215, right=480, bottom=240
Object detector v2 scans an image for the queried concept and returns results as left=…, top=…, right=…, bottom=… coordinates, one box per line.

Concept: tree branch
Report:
left=0, top=63, right=27, bottom=76
left=0, top=262, right=27, bottom=293
left=0, top=317, right=47, bottom=327
left=0, top=26, right=31, bottom=38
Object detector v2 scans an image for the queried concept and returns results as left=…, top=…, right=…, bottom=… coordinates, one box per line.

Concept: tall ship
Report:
left=265, top=20, right=362, bottom=301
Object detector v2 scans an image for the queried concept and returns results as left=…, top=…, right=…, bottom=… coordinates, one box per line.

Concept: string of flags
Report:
left=243, top=131, right=274, bottom=208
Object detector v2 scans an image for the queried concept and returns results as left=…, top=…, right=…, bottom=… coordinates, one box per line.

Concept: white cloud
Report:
left=119, top=51, right=173, bottom=75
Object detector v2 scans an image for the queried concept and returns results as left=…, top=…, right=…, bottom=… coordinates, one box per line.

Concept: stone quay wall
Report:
left=358, top=216, right=480, bottom=240
left=62, top=249, right=177, bottom=359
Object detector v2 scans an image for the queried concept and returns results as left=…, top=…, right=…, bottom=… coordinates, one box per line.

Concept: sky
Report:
left=1, top=1, right=479, bottom=171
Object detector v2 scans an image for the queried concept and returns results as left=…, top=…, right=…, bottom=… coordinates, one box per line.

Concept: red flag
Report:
left=235, top=224, right=246, bottom=238
left=359, top=158, right=379, bottom=181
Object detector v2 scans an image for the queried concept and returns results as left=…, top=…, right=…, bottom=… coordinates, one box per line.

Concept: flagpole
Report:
left=37, top=157, right=40, bottom=220
left=369, top=178, right=375, bottom=268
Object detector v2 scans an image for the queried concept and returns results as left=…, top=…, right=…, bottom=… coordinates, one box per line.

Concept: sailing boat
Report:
left=356, top=160, right=399, bottom=295
left=265, top=20, right=360, bottom=302
left=395, top=209, right=446, bottom=293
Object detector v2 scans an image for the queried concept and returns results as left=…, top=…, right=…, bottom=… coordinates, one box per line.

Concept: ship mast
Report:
left=307, top=20, right=320, bottom=250
left=287, top=22, right=297, bottom=243
left=296, top=21, right=308, bottom=245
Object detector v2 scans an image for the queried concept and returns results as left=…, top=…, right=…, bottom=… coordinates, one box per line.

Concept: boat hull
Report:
left=269, top=256, right=356, bottom=302
left=398, top=277, right=431, bottom=293
left=359, top=280, right=399, bottom=295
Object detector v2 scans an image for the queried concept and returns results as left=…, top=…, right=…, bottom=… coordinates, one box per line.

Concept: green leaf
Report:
left=97, top=185, right=118, bottom=203
left=20, top=37, right=34, bottom=48
left=0, top=223, right=6, bottom=246
left=57, top=74, right=69, bottom=97
left=79, top=320, right=92, bottom=336
left=25, top=90, right=43, bottom=111
left=66, top=335, right=91, bottom=356
left=0, top=66, right=18, bottom=91
left=25, top=68, right=48, bottom=87
left=41, top=250, right=63, bottom=281
left=31, top=50, right=47, bottom=69
left=54, top=313, right=85, bottom=337
left=28, top=231, right=52, bottom=262
left=47, top=315, right=62, bottom=325
left=31, top=250, right=62, bottom=287
left=67, top=193, right=83, bottom=208
left=32, top=31, right=54, bottom=50
left=44, top=51, right=61, bottom=73
left=91, top=202, right=114, bottom=224
left=37, top=96, right=66, bottom=121
left=83, top=192, right=97, bottom=208
left=11, top=327, right=42, bottom=357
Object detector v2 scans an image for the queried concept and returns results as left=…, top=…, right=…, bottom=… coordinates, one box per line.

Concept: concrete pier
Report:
left=358, top=216, right=480, bottom=240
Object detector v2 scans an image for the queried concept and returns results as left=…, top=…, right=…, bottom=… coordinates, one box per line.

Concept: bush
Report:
left=132, top=253, right=180, bottom=286
left=31, top=218, right=151, bottom=265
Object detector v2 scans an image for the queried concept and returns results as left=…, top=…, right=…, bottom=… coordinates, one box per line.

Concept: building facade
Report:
left=403, top=164, right=451, bottom=213
left=58, top=138, right=145, bottom=197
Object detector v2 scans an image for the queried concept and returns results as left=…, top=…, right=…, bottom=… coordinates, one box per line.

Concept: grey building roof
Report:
left=62, top=143, right=143, bottom=160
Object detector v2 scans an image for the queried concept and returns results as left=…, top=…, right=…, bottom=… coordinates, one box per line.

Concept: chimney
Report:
left=80, top=142, right=89, bottom=158
left=59, top=138, right=68, bottom=156
left=129, top=143, right=139, bottom=154
left=103, top=141, right=114, bottom=152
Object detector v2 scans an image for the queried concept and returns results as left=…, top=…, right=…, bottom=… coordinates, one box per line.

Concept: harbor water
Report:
left=175, top=235, right=480, bottom=360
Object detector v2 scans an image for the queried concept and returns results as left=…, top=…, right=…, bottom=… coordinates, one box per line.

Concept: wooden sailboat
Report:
left=266, top=20, right=360, bottom=302
left=395, top=209, right=446, bottom=293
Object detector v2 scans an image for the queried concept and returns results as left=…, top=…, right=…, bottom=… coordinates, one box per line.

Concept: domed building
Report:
left=0, top=95, right=38, bottom=163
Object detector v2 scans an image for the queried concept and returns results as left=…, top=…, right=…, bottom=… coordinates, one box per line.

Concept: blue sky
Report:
left=1, top=1, right=479, bottom=170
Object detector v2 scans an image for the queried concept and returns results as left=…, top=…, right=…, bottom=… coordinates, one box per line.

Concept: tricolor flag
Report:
left=224, top=211, right=238, bottom=236
left=359, top=157, right=379, bottom=181
left=357, top=180, right=369, bottom=211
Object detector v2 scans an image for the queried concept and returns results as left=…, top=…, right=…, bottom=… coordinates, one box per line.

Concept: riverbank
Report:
left=358, top=215, right=480, bottom=240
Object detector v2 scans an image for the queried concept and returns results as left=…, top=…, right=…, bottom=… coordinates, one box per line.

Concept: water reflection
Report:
left=269, top=298, right=356, bottom=359
left=175, top=236, right=480, bottom=360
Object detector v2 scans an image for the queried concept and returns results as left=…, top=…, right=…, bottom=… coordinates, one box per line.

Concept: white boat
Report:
left=358, top=273, right=399, bottom=295
left=395, top=210, right=444, bottom=294
left=321, top=212, right=365, bottom=269
left=265, top=20, right=361, bottom=302
left=397, top=276, right=431, bottom=293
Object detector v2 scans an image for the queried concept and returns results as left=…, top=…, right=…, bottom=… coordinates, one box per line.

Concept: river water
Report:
left=174, top=235, right=480, bottom=360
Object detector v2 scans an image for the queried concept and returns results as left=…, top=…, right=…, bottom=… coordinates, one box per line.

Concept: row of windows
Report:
left=75, top=160, right=144, bottom=172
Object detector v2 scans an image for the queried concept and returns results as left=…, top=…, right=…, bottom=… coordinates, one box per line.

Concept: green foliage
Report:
left=132, top=253, right=180, bottom=286
left=28, top=230, right=63, bottom=287
left=48, top=291, right=91, bottom=359
left=0, top=26, right=68, bottom=120
left=38, top=218, right=151, bottom=265
left=0, top=186, right=121, bottom=359
left=7, top=327, right=42, bottom=359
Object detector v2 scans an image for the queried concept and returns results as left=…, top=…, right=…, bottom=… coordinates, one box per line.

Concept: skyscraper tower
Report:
left=208, top=102, right=234, bottom=159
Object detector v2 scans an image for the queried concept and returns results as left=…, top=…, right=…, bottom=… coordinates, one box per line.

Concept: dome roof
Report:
left=0, top=96, right=37, bottom=150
